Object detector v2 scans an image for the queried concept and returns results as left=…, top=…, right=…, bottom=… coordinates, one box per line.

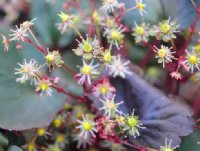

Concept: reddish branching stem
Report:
left=24, top=37, right=46, bottom=54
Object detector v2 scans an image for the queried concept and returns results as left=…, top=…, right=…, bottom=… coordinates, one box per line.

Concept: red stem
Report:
left=24, top=37, right=46, bottom=54
left=121, top=140, right=147, bottom=151
left=139, top=42, right=155, bottom=68
left=52, top=85, right=83, bottom=100
left=88, top=0, right=95, bottom=36
left=179, top=5, right=200, bottom=55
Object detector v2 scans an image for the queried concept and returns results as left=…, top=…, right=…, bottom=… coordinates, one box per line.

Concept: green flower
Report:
left=73, top=35, right=102, bottom=60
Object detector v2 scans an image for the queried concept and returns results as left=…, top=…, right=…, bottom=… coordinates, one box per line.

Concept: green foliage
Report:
left=0, top=43, right=66, bottom=130
left=0, top=132, right=8, bottom=146
left=178, top=129, right=200, bottom=151
left=8, top=145, right=22, bottom=151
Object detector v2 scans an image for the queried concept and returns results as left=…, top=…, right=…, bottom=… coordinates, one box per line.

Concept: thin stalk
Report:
left=170, top=39, right=176, bottom=51
left=52, top=85, right=82, bottom=100
left=71, top=25, right=84, bottom=40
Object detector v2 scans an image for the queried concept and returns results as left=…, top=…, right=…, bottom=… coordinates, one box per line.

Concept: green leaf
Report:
left=0, top=44, right=66, bottom=130
left=30, top=0, right=66, bottom=45
left=122, top=0, right=163, bottom=26
left=0, top=133, right=8, bottom=146
left=178, top=129, right=200, bottom=151
left=8, top=145, right=22, bottom=151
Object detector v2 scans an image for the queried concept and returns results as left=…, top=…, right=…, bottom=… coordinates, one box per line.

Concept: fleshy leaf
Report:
left=110, top=70, right=195, bottom=149
left=0, top=44, right=66, bottom=130
left=178, top=129, right=200, bottom=151
left=8, top=145, right=22, bottom=151
left=174, top=0, right=200, bottom=29
left=0, top=132, right=8, bottom=146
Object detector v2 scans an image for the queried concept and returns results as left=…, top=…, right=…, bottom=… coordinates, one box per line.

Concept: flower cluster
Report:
left=3, top=0, right=198, bottom=150
left=73, top=35, right=102, bottom=60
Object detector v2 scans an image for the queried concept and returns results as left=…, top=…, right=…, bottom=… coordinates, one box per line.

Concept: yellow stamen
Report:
left=39, top=83, right=48, bottom=91
left=45, top=53, right=55, bottom=62
left=100, top=85, right=109, bottom=95
left=56, top=134, right=65, bottom=143
left=83, top=41, right=93, bottom=53
left=81, top=65, right=91, bottom=75
left=103, top=51, right=112, bottom=63
left=188, top=55, right=198, bottom=64
left=111, top=30, right=121, bottom=41
left=37, top=128, right=46, bottom=136
left=135, top=26, right=145, bottom=35
left=160, top=23, right=170, bottom=33
left=83, top=121, right=92, bottom=131
left=58, top=12, right=70, bottom=22
left=158, top=48, right=167, bottom=59
left=136, top=2, right=145, bottom=10
left=127, top=117, right=138, bottom=127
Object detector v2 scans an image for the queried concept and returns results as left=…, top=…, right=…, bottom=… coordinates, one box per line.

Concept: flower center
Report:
left=37, top=128, right=46, bottom=136
left=83, top=121, right=92, bottom=131
left=135, top=26, right=145, bottom=35
left=45, top=53, right=55, bottom=62
left=158, top=48, right=167, bottom=59
left=111, top=30, right=121, bottom=41
left=188, top=55, right=198, bottom=64
left=103, top=51, right=112, bottom=63
left=107, top=101, right=115, bottom=109
left=59, top=12, right=70, bottom=22
left=81, top=65, right=91, bottom=75
left=56, top=134, right=64, bottom=143
left=136, top=2, right=145, bottom=10
left=22, top=66, right=30, bottom=73
left=39, top=83, right=48, bottom=91
left=127, top=117, right=137, bottom=127
left=53, top=118, right=62, bottom=127
left=160, top=23, right=170, bottom=33
left=27, top=143, right=35, bottom=151
left=100, top=84, right=109, bottom=95
left=83, top=41, right=93, bottom=53
left=164, top=149, right=173, bottom=151
left=106, top=0, right=116, bottom=4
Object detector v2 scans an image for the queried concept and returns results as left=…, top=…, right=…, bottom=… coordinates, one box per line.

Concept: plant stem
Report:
left=88, top=0, right=95, bottom=36
left=121, top=140, right=147, bottom=151
left=122, top=6, right=137, bottom=17
left=71, top=25, right=84, bottom=40
left=139, top=42, right=155, bottom=68
left=52, top=85, right=83, bottom=100
left=24, top=37, right=46, bottom=54
left=170, top=39, right=176, bottom=51
left=179, top=5, right=200, bottom=55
